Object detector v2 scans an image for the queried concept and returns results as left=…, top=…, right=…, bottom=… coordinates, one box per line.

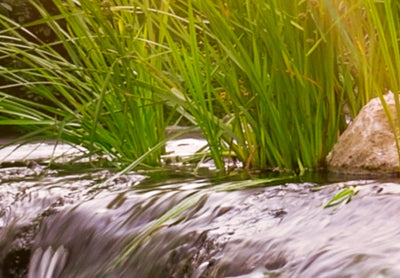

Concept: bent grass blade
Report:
left=111, top=175, right=294, bottom=268
left=324, top=186, right=359, bottom=208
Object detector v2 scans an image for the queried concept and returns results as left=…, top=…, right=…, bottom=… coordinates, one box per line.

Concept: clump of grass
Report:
left=148, top=0, right=361, bottom=172
left=0, top=0, right=168, bottom=167
left=2, top=0, right=396, bottom=173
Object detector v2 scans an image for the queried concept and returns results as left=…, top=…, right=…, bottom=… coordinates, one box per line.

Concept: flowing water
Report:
left=1, top=140, right=400, bottom=278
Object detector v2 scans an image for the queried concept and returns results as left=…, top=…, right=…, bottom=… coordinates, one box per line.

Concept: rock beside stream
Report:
left=327, top=93, right=399, bottom=174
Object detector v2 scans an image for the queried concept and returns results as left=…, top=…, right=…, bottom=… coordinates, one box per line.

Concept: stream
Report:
left=1, top=140, right=400, bottom=277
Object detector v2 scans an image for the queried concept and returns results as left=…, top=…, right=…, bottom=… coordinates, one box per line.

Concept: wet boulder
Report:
left=327, top=93, right=400, bottom=173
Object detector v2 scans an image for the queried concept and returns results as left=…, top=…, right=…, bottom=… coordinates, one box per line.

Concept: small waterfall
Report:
left=28, top=246, right=68, bottom=278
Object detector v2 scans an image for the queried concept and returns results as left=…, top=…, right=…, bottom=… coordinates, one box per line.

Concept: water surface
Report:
left=1, top=142, right=400, bottom=277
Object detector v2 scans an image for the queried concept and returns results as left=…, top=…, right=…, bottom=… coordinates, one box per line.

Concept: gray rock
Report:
left=327, top=93, right=400, bottom=173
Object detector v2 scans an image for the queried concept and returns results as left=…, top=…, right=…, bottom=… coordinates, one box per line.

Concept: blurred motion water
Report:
left=1, top=142, right=400, bottom=277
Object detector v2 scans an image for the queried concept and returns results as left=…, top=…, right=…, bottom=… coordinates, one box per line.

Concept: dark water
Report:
left=1, top=163, right=400, bottom=278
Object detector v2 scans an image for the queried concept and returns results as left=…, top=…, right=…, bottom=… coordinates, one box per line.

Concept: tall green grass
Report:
left=1, top=0, right=396, bottom=172
left=149, top=0, right=360, bottom=171
left=0, top=0, right=168, bottom=167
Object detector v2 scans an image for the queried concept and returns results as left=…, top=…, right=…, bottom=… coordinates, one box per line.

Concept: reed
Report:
left=150, top=0, right=358, bottom=171
left=1, top=0, right=394, bottom=172
left=0, top=0, right=168, bottom=167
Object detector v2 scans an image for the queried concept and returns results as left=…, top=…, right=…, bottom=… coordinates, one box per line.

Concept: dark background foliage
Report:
left=0, top=0, right=67, bottom=134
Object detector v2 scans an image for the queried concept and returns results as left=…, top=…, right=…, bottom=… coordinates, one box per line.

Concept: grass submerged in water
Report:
left=1, top=0, right=400, bottom=173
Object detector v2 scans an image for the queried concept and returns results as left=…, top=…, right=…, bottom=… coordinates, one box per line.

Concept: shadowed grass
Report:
left=0, top=0, right=168, bottom=167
